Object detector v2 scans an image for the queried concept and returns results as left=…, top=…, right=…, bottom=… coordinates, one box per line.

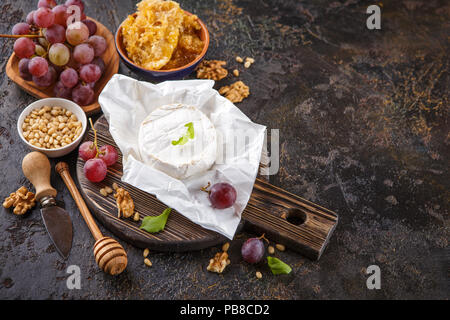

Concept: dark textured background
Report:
left=0, top=0, right=448, bottom=299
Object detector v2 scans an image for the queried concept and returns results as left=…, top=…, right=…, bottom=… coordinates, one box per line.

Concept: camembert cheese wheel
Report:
left=138, top=104, right=217, bottom=179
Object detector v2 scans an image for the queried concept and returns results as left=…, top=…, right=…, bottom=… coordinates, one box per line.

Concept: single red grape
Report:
left=79, top=141, right=97, bottom=161
left=79, top=64, right=101, bottom=83
left=73, top=43, right=94, bottom=64
left=72, top=83, right=95, bottom=106
left=32, top=65, right=57, bottom=87
left=19, top=58, right=32, bottom=81
left=83, top=158, right=107, bottom=183
left=54, top=81, right=73, bottom=99
left=241, top=238, right=265, bottom=264
left=91, top=57, right=105, bottom=74
left=98, top=145, right=118, bottom=166
left=14, top=37, right=35, bottom=59
left=209, top=183, right=237, bottom=209
left=52, top=4, right=69, bottom=27
left=29, top=57, right=49, bottom=77
left=45, top=23, right=66, bottom=44
left=34, top=7, right=55, bottom=28
left=38, top=0, right=57, bottom=8
left=60, top=68, right=78, bottom=88
left=87, top=35, right=107, bottom=57
left=26, top=11, right=36, bottom=25
left=82, top=19, right=97, bottom=36
left=12, top=23, right=30, bottom=35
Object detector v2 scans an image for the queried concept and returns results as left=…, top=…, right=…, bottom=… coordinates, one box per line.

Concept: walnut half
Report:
left=219, top=81, right=250, bottom=103
left=3, top=186, right=36, bottom=215
left=114, top=187, right=134, bottom=219
left=207, top=251, right=231, bottom=274
left=196, top=60, right=228, bottom=81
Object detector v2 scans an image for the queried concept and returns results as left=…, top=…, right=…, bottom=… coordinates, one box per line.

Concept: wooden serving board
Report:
left=6, top=17, right=119, bottom=115
left=76, top=116, right=338, bottom=260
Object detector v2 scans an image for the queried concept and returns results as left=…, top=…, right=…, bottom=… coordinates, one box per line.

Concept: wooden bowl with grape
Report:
left=6, top=17, right=119, bottom=115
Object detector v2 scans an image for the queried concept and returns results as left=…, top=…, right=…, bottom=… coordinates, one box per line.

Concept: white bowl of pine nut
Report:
left=17, top=98, right=87, bottom=158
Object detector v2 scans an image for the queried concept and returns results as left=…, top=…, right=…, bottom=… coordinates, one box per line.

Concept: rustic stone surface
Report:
left=0, top=0, right=448, bottom=299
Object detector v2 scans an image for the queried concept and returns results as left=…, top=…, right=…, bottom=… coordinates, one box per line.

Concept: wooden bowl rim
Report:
left=115, top=11, right=209, bottom=73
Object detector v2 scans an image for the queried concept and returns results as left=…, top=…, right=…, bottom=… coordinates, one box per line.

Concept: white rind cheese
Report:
left=138, top=103, right=217, bottom=180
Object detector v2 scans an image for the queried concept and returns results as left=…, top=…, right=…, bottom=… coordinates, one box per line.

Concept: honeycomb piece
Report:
left=122, top=0, right=184, bottom=70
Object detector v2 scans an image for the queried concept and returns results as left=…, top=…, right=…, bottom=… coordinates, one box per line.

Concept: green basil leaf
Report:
left=140, top=208, right=171, bottom=233
left=185, top=122, right=195, bottom=139
left=267, top=256, right=292, bottom=275
left=171, top=135, right=189, bottom=146
left=171, top=122, right=194, bottom=145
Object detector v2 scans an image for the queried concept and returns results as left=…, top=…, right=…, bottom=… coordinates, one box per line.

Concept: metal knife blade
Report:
left=41, top=205, right=73, bottom=259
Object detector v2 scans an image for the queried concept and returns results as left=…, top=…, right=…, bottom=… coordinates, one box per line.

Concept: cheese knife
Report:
left=22, top=152, right=73, bottom=259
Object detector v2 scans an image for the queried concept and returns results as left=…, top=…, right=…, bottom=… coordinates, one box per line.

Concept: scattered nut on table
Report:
left=112, top=182, right=119, bottom=191
left=222, top=242, right=230, bottom=252
left=235, top=56, right=244, bottom=63
left=143, top=248, right=149, bottom=258
left=99, top=188, right=108, bottom=197
left=233, top=69, right=239, bottom=77
left=3, top=186, right=36, bottom=215
left=144, top=258, right=152, bottom=267
left=114, top=187, right=135, bottom=219
left=268, top=245, right=275, bottom=254
left=133, top=212, right=140, bottom=221
left=256, top=271, right=262, bottom=279
left=219, top=81, right=250, bottom=103
left=104, top=186, right=113, bottom=194
left=196, top=60, right=228, bottom=81
left=207, top=251, right=230, bottom=274
left=276, top=244, right=286, bottom=251
left=22, top=106, right=82, bottom=149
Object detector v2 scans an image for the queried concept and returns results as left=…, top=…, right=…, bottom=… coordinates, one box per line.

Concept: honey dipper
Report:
left=56, top=162, right=127, bottom=275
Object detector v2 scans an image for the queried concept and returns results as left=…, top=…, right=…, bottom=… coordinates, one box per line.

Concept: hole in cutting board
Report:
left=285, top=208, right=307, bottom=226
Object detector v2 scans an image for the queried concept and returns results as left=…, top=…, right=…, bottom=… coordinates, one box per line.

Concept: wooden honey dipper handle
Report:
left=55, top=162, right=103, bottom=241
left=55, top=162, right=127, bottom=276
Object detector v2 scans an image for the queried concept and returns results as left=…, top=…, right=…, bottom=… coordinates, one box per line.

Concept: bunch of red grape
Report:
left=79, top=140, right=118, bottom=182
left=13, top=0, right=107, bottom=106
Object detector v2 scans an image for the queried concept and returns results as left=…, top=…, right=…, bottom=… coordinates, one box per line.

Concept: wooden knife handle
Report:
left=55, top=162, right=103, bottom=241
left=243, top=178, right=338, bottom=260
left=22, top=152, right=57, bottom=201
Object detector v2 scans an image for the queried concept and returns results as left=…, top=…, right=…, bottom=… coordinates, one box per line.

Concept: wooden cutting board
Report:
left=6, top=17, right=118, bottom=115
left=76, top=116, right=338, bottom=260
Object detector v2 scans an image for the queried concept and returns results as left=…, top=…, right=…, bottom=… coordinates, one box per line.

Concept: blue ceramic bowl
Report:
left=115, top=12, right=209, bottom=81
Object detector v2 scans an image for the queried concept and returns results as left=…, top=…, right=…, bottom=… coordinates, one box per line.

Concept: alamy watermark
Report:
left=66, top=265, right=81, bottom=290
left=366, top=265, right=381, bottom=289
left=366, top=5, right=381, bottom=30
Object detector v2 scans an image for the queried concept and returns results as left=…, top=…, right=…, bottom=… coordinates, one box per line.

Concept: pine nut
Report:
left=144, top=258, right=152, bottom=267
left=222, top=242, right=230, bottom=252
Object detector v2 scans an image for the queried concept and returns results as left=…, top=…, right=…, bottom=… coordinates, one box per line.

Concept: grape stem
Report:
left=258, top=233, right=270, bottom=244
left=0, top=34, right=41, bottom=39
left=200, top=182, right=211, bottom=194
left=89, top=118, right=102, bottom=157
